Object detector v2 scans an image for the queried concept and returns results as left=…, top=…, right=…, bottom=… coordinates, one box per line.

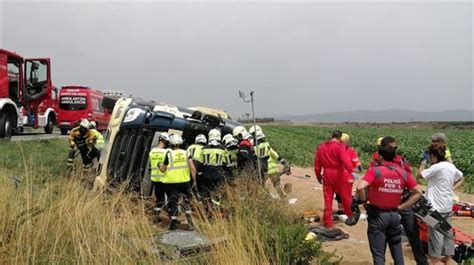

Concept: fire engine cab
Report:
left=0, top=49, right=58, bottom=138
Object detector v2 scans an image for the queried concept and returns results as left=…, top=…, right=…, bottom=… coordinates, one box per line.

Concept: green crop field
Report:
left=263, top=125, right=474, bottom=193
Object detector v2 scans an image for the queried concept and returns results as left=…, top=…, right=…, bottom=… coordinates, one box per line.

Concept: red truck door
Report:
left=23, top=58, right=51, bottom=102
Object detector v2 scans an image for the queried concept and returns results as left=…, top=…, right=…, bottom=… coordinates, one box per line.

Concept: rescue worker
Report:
left=314, top=131, right=358, bottom=227
left=148, top=132, right=170, bottom=221
left=335, top=133, right=363, bottom=213
left=250, top=125, right=290, bottom=189
left=199, top=129, right=227, bottom=203
left=232, top=126, right=256, bottom=172
left=430, top=133, right=453, bottom=163
left=89, top=121, right=105, bottom=150
left=371, top=136, right=411, bottom=173
left=378, top=137, right=428, bottom=265
left=267, top=145, right=290, bottom=199
left=356, top=138, right=423, bottom=265
left=187, top=134, right=207, bottom=177
left=371, top=137, right=384, bottom=162
left=67, top=119, right=98, bottom=169
left=159, top=134, right=197, bottom=230
left=222, top=134, right=239, bottom=180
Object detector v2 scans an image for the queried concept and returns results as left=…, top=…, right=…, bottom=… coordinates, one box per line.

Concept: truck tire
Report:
left=60, top=128, right=69, bottom=135
left=0, top=113, right=13, bottom=139
left=44, top=115, right=54, bottom=134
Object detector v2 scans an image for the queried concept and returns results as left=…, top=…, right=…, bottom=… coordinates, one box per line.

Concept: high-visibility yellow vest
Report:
left=445, top=149, right=452, bottom=159
left=149, top=147, right=168, bottom=182
left=187, top=144, right=204, bottom=163
left=267, top=148, right=280, bottom=175
left=268, top=157, right=278, bottom=175
left=254, top=141, right=271, bottom=158
left=91, top=129, right=105, bottom=149
left=225, top=149, right=238, bottom=167
left=202, top=147, right=226, bottom=166
left=162, top=149, right=191, bottom=184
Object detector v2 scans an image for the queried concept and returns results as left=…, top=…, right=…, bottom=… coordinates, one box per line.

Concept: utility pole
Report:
left=239, top=91, right=262, bottom=183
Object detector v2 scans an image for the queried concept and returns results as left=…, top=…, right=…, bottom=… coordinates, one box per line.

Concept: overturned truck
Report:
left=94, top=97, right=239, bottom=195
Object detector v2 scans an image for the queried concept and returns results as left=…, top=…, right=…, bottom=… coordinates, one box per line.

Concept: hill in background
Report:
left=278, top=109, right=473, bottom=123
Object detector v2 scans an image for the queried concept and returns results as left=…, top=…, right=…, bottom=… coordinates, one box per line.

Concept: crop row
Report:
left=263, top=125, right=474, bottom=193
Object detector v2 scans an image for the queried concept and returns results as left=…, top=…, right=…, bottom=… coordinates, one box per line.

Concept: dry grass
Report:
left=0, top=139, right=332, bottom=264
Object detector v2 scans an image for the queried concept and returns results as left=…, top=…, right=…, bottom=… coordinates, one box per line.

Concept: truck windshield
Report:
left=60, top=95, right=87, bottom=110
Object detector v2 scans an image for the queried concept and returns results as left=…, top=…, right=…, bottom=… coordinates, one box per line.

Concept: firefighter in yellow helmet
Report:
left=149, top=132, right=170, bottom=222
left=198, top=129, right=227, bottom=204
left=159, top=134, right=197, bottom=230
left=67, top=119, right=98, bottom=170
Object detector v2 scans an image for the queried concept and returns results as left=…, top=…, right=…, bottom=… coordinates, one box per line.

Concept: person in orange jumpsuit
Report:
left=314, top=131, right=358, bottom=228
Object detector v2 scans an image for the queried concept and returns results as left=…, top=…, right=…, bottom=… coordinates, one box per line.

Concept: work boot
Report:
left=153, top=208, right=163, bottom=224
left=169, top=219, right=179, bottom=230
left=345, top=211, right=361, bottom=226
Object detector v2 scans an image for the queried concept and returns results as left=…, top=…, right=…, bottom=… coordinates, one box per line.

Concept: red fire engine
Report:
left=0, top=49, right=58, bottom=138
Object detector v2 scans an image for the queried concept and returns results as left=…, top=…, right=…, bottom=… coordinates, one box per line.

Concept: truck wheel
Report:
left=44, top=115, right=54, bottom=134
left=60, top=128, right=69, bottom=135
left=0, top=113, right=13, bottom=139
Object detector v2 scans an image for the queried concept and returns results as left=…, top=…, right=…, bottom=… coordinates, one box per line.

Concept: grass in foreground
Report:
left=0, top=139, right=333, bottom=264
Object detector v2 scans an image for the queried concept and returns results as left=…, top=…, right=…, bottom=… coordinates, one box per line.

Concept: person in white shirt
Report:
left=417, top=143, right=464, bottom=265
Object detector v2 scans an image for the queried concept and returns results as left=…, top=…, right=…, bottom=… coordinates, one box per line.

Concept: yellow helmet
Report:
left=341, top=133, right=350, bottom=144
left=376, top=137, right=384, bottom=146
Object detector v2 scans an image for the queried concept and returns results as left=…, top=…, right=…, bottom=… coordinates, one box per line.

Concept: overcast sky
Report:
left=1, top=2, right=472, bottom=117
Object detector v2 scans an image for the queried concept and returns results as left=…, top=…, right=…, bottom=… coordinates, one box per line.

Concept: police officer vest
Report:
left=149, top=147, right=168, bottom=182
left=187, top=144, right=204, bottom=163
left=162, top=149, right=191, bottom=184
left=368, top=165, right=408, bottom=209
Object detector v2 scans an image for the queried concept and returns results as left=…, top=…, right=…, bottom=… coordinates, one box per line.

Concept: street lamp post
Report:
left=239, top=91, right=262, bottom=183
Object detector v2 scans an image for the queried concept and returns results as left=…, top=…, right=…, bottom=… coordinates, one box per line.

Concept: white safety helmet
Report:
left=222, top=134, right=238, bottom=148
left=79, top=119, right=91, bottom=129
left=195, top=134, right=207, bottom=145
left=248, top=125, right=263, bottom=136
left=169, top=134, right=183, bottom=146
left=208, top=129, right=222, bottom=142
left=90, top=121, right=97, bottom=129
left=159, top=132, right=171, bottom=143
left=232, top=126, right=251, bottom=140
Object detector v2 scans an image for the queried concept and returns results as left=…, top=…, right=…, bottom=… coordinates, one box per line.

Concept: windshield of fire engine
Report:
left=60, top=95, right=87, bottom=110
left=25, top=60, right=48, bottom=97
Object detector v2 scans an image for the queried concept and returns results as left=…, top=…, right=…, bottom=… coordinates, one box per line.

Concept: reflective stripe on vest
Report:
left=373, top=166, right=408, bottom=181
left=202, top=148, right=226, bottom=167
left=254, top=142, right=271, bottom=158
left=162, top=149, right=191, bottom=184
left=225, top=149, right=238, bottom=167
left=369, top=165, right=408, bottom=209
left=187, top=144, right=204, bottom=163
left=149, top=147, right=168, bottom=182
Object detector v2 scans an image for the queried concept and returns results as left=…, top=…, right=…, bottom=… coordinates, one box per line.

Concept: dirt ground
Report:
left=274, top=166, right=474, bottom=265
